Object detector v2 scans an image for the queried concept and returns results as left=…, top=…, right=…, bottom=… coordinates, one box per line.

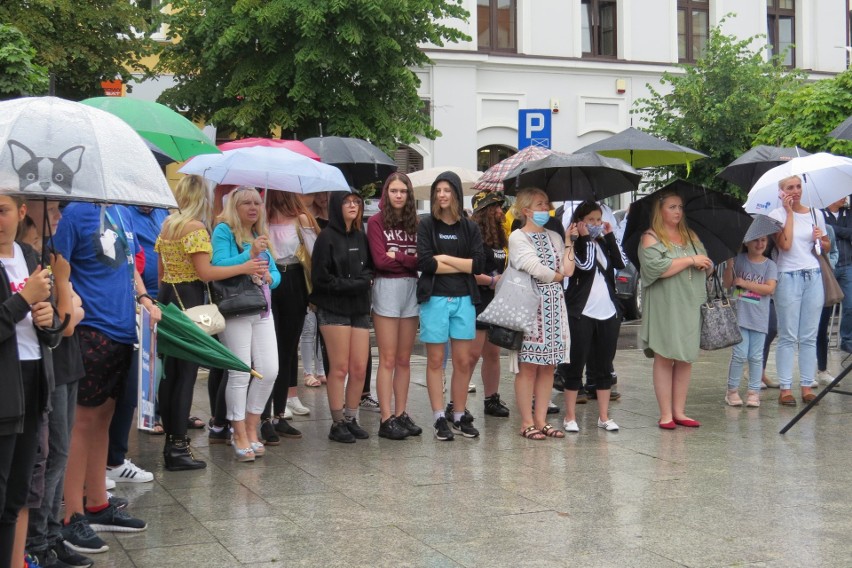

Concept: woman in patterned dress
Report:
left=508, top=188, right=576, bottom=439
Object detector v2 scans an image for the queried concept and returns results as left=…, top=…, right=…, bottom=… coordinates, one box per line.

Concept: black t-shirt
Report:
left=477, top=246, right=507, bottom=308
left=432, top=220, right=470, bottom=297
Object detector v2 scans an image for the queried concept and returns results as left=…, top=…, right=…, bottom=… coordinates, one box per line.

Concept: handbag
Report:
left=210, top=274, right=268, bottom=318
left=814, top=251, right=844, bottom=307
left=172, top=283, right=226, bottom=336
left=476, top=263, right=541, bottom=332
left=700, top=274, right=742, bottom=351
left=486, top=325, right=524, bottom=351
left=295, top=226, right=313, bottom=294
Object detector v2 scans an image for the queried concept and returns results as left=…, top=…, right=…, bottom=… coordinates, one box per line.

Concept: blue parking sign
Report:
left=518, top=109, right=552, bottom=150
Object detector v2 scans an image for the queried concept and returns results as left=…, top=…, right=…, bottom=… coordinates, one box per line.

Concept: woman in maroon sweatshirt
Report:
left=366, top=173, right=421, bottom=440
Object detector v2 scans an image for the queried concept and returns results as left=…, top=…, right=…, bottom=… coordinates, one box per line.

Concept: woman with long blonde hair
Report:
left=156, top=176, right=267, bottom=469
left=211, top=187, right=281, bottom=462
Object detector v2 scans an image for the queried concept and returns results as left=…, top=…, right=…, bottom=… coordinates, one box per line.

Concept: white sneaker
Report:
left=563, top=419, right=580, bottom=433
left=281, top=406, right=294, bottom=420
left=468, top=383, right=476, bottom=393
left=597, top=418, right=619, bottom=431
left=105, top=476, right=116, bottom=490
left=106, top=459, right=153, bottom=483
left=817, top=370, right=834, bottom=386
left=286, top=397, right=310, bottom=416
left=359, top=394, right=380, bottom=412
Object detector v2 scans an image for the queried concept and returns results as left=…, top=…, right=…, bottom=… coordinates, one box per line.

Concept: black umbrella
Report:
left=622, top=180, right=753, bottom=267
left=302, top=136, right=397, bottom=188
left=717, top=145, right=811, bottom=190
left=574, top=127, right=707, bottom=168
left=144, top=139, right=176, bottom=168
left=502, top=152, right=641, bottom=201
left=829, top=115, right=852, bottom=140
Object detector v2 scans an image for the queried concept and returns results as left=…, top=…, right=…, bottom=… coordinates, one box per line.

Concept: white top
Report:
left=508, top=228, right=564, bottom=283
left=582, top=243, right=617, bottom=320
left=269, top=222, right=317, bottom=264
left=3, top=243, right=41, bottom=360
left=768, top=207, right=825, bottom=272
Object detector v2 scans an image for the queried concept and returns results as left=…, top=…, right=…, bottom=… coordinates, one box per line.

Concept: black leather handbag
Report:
left=486, top=325, right=524, bottom=351
left=210, top=275, right=267, bottom=318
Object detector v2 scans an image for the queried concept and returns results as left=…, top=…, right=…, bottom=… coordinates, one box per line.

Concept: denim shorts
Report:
left=419, top=295, right=476, bottom=343
left=316, top=307, right=371, bottom=329
left=372, top=276, right=419, bottom=318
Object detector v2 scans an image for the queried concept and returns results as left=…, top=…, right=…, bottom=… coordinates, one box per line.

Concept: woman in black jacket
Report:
left=311, top=192, right=374, bottom=443
left=562, top=201, right=625, bottom=434
left=0, top=194, right=63, bottom=568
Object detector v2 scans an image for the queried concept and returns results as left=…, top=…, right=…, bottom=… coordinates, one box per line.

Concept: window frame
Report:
left=767, top=0, right=796, bottom=67
left=677, top=0, right=709, bottom=63
left=477, top=0, right=517, bottom=53
left=581, top=0, right=618, bottom=60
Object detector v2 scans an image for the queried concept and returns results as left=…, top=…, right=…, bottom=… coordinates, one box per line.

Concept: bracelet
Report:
left=691, top=256, right=696, bottom=266
left=136, top=293, right=153, bottom=304
left=489, top=275, right=495, bottom=287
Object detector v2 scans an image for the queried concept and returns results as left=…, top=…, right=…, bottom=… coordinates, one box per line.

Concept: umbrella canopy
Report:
left=502, top=152, right=641, bottom=201
left=302, top=136, right=397, bottom=188
left=179, top=146, right=351, bottom=194
left=408, top=166, right=482, bottom=200
left=829, top=115, right=852, bottom=140
left=574, top=127, right=707, bottom=168
left=744, top=152, right=852, bottom=214
left=0, top=96, right=177, bottom=208
left=717, top=145, right=811, bottom=190
left=156, top=303, right=261, bottom=379
left=144, top=139, right=175, bottom=168
left=472, top=146, right=553, bottom=192
left=80, top=96, right=220, bottom=162
left=622, top=180, right=753, bottom=266
left=743, top=214, right=784, bottom=243
left=218, top=138, right=321, bottom=161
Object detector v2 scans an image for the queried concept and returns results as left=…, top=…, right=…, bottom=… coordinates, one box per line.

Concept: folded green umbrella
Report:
left=155, top=302, right=262, bottom=379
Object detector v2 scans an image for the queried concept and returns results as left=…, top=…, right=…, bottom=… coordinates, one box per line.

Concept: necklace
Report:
left=672, top=242, right=693, bottom=280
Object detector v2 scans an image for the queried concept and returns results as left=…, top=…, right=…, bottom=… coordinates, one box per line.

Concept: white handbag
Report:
left=173, top=283, right=226, bottom=336
left=476, top=263, right=541, bottom=332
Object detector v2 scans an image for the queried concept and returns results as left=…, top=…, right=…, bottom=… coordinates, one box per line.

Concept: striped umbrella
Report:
left=471, top=146, right=553, bottom=192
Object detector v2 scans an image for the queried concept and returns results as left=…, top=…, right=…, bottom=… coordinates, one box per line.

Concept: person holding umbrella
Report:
left=639, top=190, right=713, bottom=429
left=156, top=176, right=268, bottom=469
left=211, top=187, right=281, bottom=461
left=767, top=176, right=829, bottom=405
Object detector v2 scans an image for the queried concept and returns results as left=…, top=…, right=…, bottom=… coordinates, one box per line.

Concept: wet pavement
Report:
left=92, top=326, right=852, bottom=567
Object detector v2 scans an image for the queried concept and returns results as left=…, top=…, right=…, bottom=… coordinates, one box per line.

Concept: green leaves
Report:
left=0, top=24, right=49, bottom=99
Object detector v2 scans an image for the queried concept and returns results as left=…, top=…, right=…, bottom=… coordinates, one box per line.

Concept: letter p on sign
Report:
left=518, top=109, right=552, bottom=150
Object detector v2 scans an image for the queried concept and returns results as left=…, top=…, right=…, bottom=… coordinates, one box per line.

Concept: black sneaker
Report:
left=260, top=419, right=280, bottom=445
left=610, top=388, right=622, bottom=401
left=52, top=540, right=93, bottom=568
left=62, top=513, right=108, bottom=554
left=452, top=413, right=479, bottom=438
left=576, top=388, right=589, bottom=404
left=108, top=493, right=128, bottom=511
left=445, top=402, right=473, bottom=422
left=378, top=416, right=409, bottom=440
left=27, top=548, right=63, bottom=568
left=274, top=418, right=303, bottom=439
left=345, top=417, right=370, bottom=439
left=84, top=504, right=146, bottom=533
left=483, top=393, right=510, bottom=417
left=396, top=412, right=422, bottom=436
left=328, top=420, right=356, bottom=443
left=433, top=416, right=454, bottom=441
left=208, top=426, right=230, bottom=445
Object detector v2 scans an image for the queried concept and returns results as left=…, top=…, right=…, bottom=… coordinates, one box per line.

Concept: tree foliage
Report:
left=633, top=16, right=804, bottom=199
left=157, top=0, right=470, bottom=151
left=755, top=67, right=852, bottom=157
left=0, top=1, right=157, bottom=100
left=0, top=24, right=49, bottom=100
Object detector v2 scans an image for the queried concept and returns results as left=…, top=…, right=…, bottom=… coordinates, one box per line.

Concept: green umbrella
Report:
left=80, top=97, right=220, bottom=162
left=156, top=302, right=262, bottom=379
left=574, top=127, right=707, bottom=168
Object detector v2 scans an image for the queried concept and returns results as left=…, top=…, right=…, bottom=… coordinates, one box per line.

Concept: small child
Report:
left=722, top=236, right=778, bottom=407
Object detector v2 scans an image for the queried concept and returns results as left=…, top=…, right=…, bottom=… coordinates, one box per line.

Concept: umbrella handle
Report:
left=250, top=369, right=264, bottom=380
left=42, top=312, right=71, bottom=335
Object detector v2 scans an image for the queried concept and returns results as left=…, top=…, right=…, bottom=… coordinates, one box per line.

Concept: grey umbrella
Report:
left=574, top=127, right=707, bottom=168
left=302, top=136, right=397, bottom=188
left=717, top=145, right=811, bottom=190
left=829, top=115, right=852, bottom=140
left=743, top=214, right=783, bottom=243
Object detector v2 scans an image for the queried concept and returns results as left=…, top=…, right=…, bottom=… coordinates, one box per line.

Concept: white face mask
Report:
left=587, top=225, right=604, bottom=239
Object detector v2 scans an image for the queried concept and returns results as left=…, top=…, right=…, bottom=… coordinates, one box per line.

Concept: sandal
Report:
left=317, top=374, right=327, bottom=385
left=540, top=424, right=565, bottom=438
left=147, top=422, right=165, bottom=435
left=520, top=425, right=546, bottom=440
left=187, top=416, right=205, bottom=429
left=304, top=374, right=322, bottom=388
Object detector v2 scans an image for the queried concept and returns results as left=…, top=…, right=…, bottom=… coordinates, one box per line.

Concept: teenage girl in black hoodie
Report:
left=310, top=192, right=374, bottom=443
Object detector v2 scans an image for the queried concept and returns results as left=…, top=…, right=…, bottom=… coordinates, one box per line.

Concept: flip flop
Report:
left=187, top=416, right=206, bottom=429
left=147, top=422, right=165, bottom=435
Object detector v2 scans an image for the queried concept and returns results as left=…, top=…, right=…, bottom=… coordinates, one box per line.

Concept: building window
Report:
left=582, top=0, right=617, bottom=58
left=394, top=146, right=424, bottom=174
left=677, top=1, right=709, bottom=62
left=767, top=0, right=795, bottom=66
left=477, top=145, right=516, bottom=172
left=477, top=0, right=516, bottom=52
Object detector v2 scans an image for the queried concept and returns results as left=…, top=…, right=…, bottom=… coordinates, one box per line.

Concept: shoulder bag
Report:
left=814, top=250, right=843, bottom=307
left=210, top=231, right=268, bottom=318
left=295, top=225, right=313, bottom=294
left=477, top=262, right=541, bottom=333
left=172, top=282, right=226, bottom=336
left=700, top=274, right=742, bottom=351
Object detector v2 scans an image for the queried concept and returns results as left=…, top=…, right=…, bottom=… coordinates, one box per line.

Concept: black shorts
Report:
left=316, top=308, right=370, bottom=329
left=76, top=327, right=134, bottom=407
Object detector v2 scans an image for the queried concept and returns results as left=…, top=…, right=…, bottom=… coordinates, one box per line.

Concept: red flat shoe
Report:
left=673, top=418, right=700, bottom=427
left=658, top=420, right=676, bottom=430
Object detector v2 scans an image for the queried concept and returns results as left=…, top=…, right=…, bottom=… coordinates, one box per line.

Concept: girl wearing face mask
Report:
left=508, top=188, right=576, bottom=440
left=561, top=201, right=625, bottom=433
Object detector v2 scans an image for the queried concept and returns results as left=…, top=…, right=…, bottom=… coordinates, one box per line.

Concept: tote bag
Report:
left=477, top=264, right=540, bottom=333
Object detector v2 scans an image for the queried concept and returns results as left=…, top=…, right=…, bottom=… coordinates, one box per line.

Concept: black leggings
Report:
left=762, top=300, right=778, bottom=371
left=158, top=281, right=206, bottom=438
left=562, top=314, right=620, bottom=391
left=263, top=265, right=309, bottom=419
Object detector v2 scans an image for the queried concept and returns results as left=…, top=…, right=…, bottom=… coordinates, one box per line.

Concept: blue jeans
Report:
left=835, top=264, right=852, bottom=347
left=728, top=328, right=766, bottom=392
left=775, top=269, right=824, bottom=390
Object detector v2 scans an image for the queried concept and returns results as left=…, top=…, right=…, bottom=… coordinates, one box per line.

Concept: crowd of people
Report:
left=0, top=170, right=846, bottom=568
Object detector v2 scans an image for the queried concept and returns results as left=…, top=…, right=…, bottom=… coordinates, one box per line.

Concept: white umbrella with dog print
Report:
left=0, top=96, right=177, bottom=208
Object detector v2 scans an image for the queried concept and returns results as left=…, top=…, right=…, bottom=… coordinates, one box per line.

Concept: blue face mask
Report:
left=587, top=225, right=605, bottom=239
left=531, top=211, right=550, bottom=227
